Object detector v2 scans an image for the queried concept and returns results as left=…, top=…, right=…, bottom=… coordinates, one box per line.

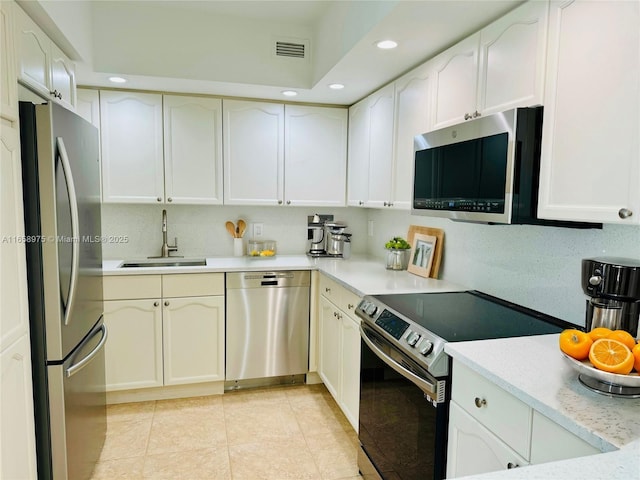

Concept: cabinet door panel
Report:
left=479, top=0, right=548, bottom=115
left=76, top=89, right=100, bottom=128
left=223, top=100, right=284, bottom=205
left=163, top=296, right=225, bottom=385
left=284, top=105, right=347, bottom=206
left=447, top=401, right=528, bottom=478
left=347, top=99, right=370, bottom=207
left=530, top=410, right=599, bottom=464
left=538, top=0, right=640, bottom=224
left=1, top=1, right=18, bottom=121
left=14, top=6, right=49, bottom=96
left=318, top=297, right=341, bottom=400
left=341, top=314, right=361, bottom=431
left=432, top=34, right=479, bottom=130
left=103, top=299, right=163, bottom=390
left=367, top=84, right=395, bottom=208
left=49, top=43, right=76, bottom=111
left=100, top=91, right=164, bottom=203
left=164, top=95, right=223, bottom=204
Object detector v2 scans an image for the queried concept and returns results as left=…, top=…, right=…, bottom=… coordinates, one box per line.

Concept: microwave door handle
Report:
left=360, top=325, right=438, bottom=398
left=57, top=137, right=80, bottom=326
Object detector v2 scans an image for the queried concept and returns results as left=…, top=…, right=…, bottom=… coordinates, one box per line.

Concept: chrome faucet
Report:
left=150, top=209, right=179, bottom=258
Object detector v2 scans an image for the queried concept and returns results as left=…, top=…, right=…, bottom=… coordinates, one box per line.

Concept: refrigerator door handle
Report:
left=57, top=137, right=80, bottom=326
left=66, top=321, right=108, bottom=378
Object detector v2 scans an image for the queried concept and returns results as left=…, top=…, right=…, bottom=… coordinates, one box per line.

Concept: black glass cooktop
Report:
left=372, top=291, right=572, bottom=343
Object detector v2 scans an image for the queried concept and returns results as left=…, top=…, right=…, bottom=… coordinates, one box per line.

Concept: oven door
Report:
left=359, top=325, right=448, bottom=480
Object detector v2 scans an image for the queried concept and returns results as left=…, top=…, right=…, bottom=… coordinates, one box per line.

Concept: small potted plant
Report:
left=384, top=236, right=411, bottom=270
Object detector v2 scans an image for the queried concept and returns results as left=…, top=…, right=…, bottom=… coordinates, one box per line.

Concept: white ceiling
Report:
left=21, top=0, right=524, bottom=106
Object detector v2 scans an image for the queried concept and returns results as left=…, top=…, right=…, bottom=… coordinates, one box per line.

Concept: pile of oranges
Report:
left=559, top=327, right=640, bottom=375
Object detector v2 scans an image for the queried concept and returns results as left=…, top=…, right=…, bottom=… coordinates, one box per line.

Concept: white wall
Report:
left=366, top=209, right=640, bottom=326
left=101, top=204, right=368, bottom=260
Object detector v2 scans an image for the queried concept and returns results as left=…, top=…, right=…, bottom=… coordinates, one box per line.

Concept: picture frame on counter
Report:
left=408, top=233, right=437, bottom=278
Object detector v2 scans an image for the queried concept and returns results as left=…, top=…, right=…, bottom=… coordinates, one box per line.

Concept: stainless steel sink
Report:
left=119, top=258, right=207, bottom=268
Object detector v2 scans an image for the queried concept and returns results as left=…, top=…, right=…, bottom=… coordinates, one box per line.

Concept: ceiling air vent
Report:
left=275, top=41, right=306, bottom=59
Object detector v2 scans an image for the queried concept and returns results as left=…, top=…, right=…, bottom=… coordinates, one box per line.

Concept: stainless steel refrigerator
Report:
left=19, top=101, right=106, bottom=480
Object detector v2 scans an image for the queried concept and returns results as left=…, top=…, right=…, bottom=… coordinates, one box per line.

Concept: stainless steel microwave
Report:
left=412, top=107, right=546, bottom=224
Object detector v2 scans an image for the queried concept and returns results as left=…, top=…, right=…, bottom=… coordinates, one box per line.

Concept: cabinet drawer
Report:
left=162, top=273, right=224, bottom=298
left=530, top=410, right=599, bottom=464
left=452, top=360, right=532, bottom=459
left=341, top=288, right=361, bottom=320
left=319, top=274, right=341, bottom=304
left=103, top=275, right=162, bottom=300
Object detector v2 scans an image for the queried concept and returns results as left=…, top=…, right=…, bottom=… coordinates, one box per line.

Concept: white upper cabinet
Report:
left=431, top=0, right=548, bottom=130
left=537, top=0, right=640, bottom=224
left=14, top=5, right=76, bottom=110
left=223, top=99, right=284, bottom=205
left=284, top=105, right=347, bottom=207
left=100, top=90, right=164, bottom=203
left=392, top=62, right=433, bottom=210
left=75, top=88, right=100, bottom=128
left=224, top=99, right=347, bottom=206
left=346, top=84, right=396, bottom=209
left=163, top=95, right=223, bottom=204
left=431, top=34, right=480, bottom=130
left=477, top=0, right=548, bottom=116
left=1, top=1, right=18, bottom=122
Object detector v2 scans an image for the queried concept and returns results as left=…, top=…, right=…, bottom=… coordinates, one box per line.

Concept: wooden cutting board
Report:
left=406, top=225, right=444, bottom=278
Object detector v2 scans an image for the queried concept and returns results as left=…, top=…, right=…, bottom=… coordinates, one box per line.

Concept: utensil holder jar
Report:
left=233, top=238, right=244, bottom=257
left=386, top=248, right=409, bottom=270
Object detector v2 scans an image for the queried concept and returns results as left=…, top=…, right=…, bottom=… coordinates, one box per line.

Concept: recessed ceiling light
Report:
left=376, top=40, right=398, bottom=50
left=108, top=76, right=127, bottom=83
left=281, top=90, right=298, bottom=97
left=329, top=83, right=345, bottom=90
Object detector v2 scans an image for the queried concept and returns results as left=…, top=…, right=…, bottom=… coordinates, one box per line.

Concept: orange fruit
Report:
left=559, top=329, right=593, bottom=360
left=588, top=327, right=613, bottom=342
left=588, top=339, right=634, bottom=375
left=606, top=330, right=637, bottom=350
left=632, top=343, right=640, bottom=373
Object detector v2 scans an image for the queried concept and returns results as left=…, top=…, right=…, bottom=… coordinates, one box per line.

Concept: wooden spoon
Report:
left=225, top=221, right=237, bottom=238
left=237, top=219, right=247, bottom=238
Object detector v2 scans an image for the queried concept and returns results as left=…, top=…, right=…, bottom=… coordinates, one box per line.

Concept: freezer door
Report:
left=48, top=318, right=107, bottom=480
left=34, top=102, right=103, bottom=360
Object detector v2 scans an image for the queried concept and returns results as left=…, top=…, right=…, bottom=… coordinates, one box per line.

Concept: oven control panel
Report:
left=356, top=297, right=448, bottom=376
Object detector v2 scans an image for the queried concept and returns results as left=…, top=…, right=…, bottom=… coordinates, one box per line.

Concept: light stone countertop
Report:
left=103, top=254, right=467, bottom=296
left=446, top=334, right=640, bottom=479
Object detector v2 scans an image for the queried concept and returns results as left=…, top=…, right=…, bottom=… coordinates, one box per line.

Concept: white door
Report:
left=366, top=84, right=395, bottom=208
left=163, top=95, right=223, bottom=204
left=431, top=34, right=480, bottom=130
left=162, top=296, right=225, bottom=385
left=223, top=99, right=284, bottom=205
left=100, top=91, right=164, bottom=203
left=284, top=105, right=347, bottom=207
left=318, top=297, right=341, bottom=400
left=103, top=299, right=163, bottom=391
left=347, top=98, right=370, bottom=207
left=340, top=314, right=361, bottom=432
left=14, top=5, right=50, bottom=98
left=392, top=63, right=433, bottom=210
left=537, top=0, right=640, bottom=224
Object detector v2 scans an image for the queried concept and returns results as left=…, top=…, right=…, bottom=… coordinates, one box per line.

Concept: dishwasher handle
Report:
left=261, top=280, right=279, bottom=286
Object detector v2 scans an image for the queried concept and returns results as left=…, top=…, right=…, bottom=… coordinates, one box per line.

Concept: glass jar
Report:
left=385, top=248, right=409, bottom=270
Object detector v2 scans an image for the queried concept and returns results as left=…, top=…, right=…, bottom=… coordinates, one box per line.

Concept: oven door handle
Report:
left=360, top=325, right=439, bottom=398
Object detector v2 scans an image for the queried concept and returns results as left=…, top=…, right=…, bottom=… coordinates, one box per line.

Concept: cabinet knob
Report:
left=325, top=287, right=331, bottom=293
left=473, top=111, right=481, bottom=118
left=507, top=462, right=519, bottom=469
left=348, top=303, right=354, bottom=310
left=157, top=197, right=162, bottom=202
left=164, top=301, right=170, bottom=307
left=50, top=89, right=62, bottom=99
left=464, top=112, right=473, bottom=120
left=278, top=200, right=283, bottom=205
left=153, top=301, right=159, bottom=307
left=474, top=397, right=487, bottom=408
left=618, top=208, right=633, bottom=219
left=388, top=202, right=393, bottom=207
left=286, top=200, right=291, bottom=205
left=359, top=201, right=364, bottom=206
left=167, top=197, right=173, bottom=202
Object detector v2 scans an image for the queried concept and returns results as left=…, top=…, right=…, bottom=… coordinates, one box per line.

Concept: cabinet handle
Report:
left=474, top=397, right=487, bottom=408
left=286, top=200, right=291, bottom=205
left=464, top=112, right=472, bottom=120
left=473, top=111, right=481, bottom=118
left=348, top=303, right=354, bottom=310
left=167, top=197, right=173, bottom=202
left=325, top=287, right=331, bottom=293
left=388, top=202, right=393, bottom=207
left=383, top=201, right=388, bottom=206
left=278, top=200, right=283, bottom=205
left=153, top=301, right=159, bottom=307
left=507, top=462, right=519, bottom=469
left=157, top=197, right=162, bottom=202
left=618, top=208, right=633, bottom=219
left=50, top=89, right=62, bottom=99
left=359, top=201, right=364, bottom=206
left=164, top=301, right=170, bottom=307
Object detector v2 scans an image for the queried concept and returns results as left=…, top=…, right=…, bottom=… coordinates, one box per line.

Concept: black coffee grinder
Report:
left=582, top=257, right=640, bottom=339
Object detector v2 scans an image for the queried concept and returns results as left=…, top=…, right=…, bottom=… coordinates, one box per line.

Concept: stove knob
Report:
left=407, top=332, right=420, bottom=346
left=419, top=340, right=434, bottom=356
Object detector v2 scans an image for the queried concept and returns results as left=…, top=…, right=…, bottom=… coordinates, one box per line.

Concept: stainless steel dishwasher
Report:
left=225, top=271, right=311, bottom=386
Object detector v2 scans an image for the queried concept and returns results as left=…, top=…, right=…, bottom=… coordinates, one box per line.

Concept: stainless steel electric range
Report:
left=355, top=290, right=573, bottom=480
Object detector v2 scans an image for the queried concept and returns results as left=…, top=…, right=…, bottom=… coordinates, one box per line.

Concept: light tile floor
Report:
left=91, top=384, right=363, bottom=480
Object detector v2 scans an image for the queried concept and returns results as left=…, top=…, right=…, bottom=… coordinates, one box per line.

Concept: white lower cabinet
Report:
left=447, top=359, right=599, bottom=478
left=102, top=273, right=225, bottom=393
left=317, top=274, right=361, bottom=431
